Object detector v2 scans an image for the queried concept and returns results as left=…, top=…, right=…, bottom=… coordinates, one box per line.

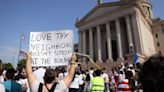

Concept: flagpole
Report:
left=12, top=51, right=15, bottom=66
left=17, top=32, right=23, bottom=63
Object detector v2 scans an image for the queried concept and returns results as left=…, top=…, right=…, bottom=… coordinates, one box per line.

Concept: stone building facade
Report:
left=75, top=0, right=163, bottom=65
left=153, top=19, right=164, bottom=56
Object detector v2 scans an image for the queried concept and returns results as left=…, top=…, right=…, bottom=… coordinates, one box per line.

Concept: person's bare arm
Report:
left=64, top=53, right=77, bottom=87
left=26, top=52, right=37, bottom=87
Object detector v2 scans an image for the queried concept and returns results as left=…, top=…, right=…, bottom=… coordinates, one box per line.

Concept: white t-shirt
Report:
left=101, top=73, right=109, bottom=83
left=17, top=78, right=30, bottom=92
left=0, top=83, right=5, bottom=92
left=31, top=80, right=67, bottom=92
left=69, top=75, right=80, bottom=89
left=89, top=70, right=94, bottom=75
left=118, top=74, right=125, bottom=83
left=58, top=72, right=68, bottom=80
left=33, top=68, right=46, bottom=83
left=78, top=74, right=84, bottom=85
left=0, top=75, right=4, bottom=83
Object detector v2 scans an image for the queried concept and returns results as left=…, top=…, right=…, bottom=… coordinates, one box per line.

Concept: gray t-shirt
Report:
left=31, top=80, right=67, bottom=92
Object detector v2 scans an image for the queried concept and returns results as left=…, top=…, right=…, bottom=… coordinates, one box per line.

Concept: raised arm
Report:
left=26, top=52, right=37, bottom=87
left=64, top=53, right=77, bottom=87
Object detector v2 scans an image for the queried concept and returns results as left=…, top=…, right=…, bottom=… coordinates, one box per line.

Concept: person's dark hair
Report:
left=102, top=68, right=106, bottom=71
left=61, top=68, right=66, bottom=73
left=18, top=67, right=23, bottom=73
left=119, top=71, right=123, bottom=75
left=15, top=67, right=26, bottom=80
left=125, top=70, right=133, bottom=78
left=78, top=64, right=81, bottom=67
left=55, top=67, right=60, bottom=77
left=61, top=67, right=66, bottom=77
left=6, top=68, right=15, bottom=79
left=129, top=66, right=133, bottom=69
left=139, top=54, right=164, bottom=92
left=94, top=69, right=101, bottom=76
left=0, top=59, right=3, bottom=75
left=90, top=67, right=94, bottom=70
left=0, top=59, right=2, bottom=64
left=44, top=69, right=56, bottom=83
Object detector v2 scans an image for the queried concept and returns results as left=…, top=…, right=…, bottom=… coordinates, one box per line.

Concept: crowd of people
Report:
left=0, top=53, right=164, bottom=92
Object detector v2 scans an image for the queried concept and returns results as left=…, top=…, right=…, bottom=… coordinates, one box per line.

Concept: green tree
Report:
left=3, top=63, right=13, bottom=70
left=17, top=59, right=26, bottom=70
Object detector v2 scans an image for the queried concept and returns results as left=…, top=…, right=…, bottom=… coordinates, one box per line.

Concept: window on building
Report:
left=157, top=42, right=160, bottom=47
left=162, top=29, right=164, bottom=34
left=162, top=24, right=164, bottom=34
left=155, top=34, right=158, bottom=38
left=159, top=51, right=162, bottom=55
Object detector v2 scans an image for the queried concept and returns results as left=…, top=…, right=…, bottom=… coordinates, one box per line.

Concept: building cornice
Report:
left=75, top=1, right=138, bottom=28
left=153, top=18, right=164, bottom=24
left=75, top=0, right=137, bottom=28
left=75, top=0, right=154, bottom=28
left=136, top=1, right=153, bottom=26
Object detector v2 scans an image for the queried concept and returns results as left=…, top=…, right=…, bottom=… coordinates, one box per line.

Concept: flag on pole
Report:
left=18, top=32, right=26, bottom=62
left=21, top=33, right=25, bottom=42
left=134, top=53, right=139, bottom=64
left=19, top=50, right=27, bottom=57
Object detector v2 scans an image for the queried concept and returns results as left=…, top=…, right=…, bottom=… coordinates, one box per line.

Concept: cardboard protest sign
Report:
left=29, top=30, right=73, bottom=66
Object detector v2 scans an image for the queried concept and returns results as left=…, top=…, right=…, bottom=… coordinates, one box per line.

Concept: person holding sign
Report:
left=26, top=52, right=77, bottom=92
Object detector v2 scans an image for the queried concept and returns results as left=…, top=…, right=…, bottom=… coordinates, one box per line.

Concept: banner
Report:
left=29, top=30, right=73, bottom=66
left=134, top=53, right=139, bottom=65
left=20, top=50, right=27, bottom=57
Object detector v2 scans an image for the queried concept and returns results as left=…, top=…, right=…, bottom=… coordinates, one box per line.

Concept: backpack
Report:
left=38, top=83, right=57, bottom=92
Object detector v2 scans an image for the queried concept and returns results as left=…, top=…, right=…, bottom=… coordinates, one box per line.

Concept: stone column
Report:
left=106, top=22, right=113, bottom=62
left=78, top=31, right=82, bottom=62
left=115, top=19, right=123, bottom=60
left=89, top=28, right=94, bottom=58
left=82, top=30, right=86, bottom=62
left=131, top=13, right=143, bottom=54
left=78, top=31, right=82, bottom=53
left=125, top=15, right=134, bottom=53
left=96, top=25, right=102, bottom=62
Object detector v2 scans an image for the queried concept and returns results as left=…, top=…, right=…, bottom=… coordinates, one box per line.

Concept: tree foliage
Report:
left=3, top=63, right=13, bottom=70
left=17, top=59, right=26, bottom=70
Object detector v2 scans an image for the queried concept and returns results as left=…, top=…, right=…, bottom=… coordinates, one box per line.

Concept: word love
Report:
left=30, top=32, right=70, bottom=42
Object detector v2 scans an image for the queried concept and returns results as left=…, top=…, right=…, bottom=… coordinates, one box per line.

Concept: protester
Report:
left=127, top=64, right=135, bottom=77
left=58, top=67, right=68, bottom=80
left=3, top=68, right=22, bottom=92
left=78, top=71, right=85, bottom=92
left=0, top=83, right=5, bottom=92
left=0, top=62, right=5, bottom=92
left=118, top=70, right=125, bottom=83
left=109, top=72, right=117, bottom=92
left=16, top=68, right=30, bottom=92
left=15, top=67, right=26, bottom=81
left=101, top=68, right=109, bottom=92
left=0, top=60, right=4, bottom=83
left=26, top=52, right=77, bottom=92
left=139, top=54, right=164, bottom=92
left=116, top=79, right=131, bottom=92
left=89, top=67, right=94, bottom=77
left=33, top=67, right=46, bottom=83
left=69, top=71, right=80, bottom=92
left=84, top=69, right=91, bottom=92
left=90, top=69, right=104, bottom=92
